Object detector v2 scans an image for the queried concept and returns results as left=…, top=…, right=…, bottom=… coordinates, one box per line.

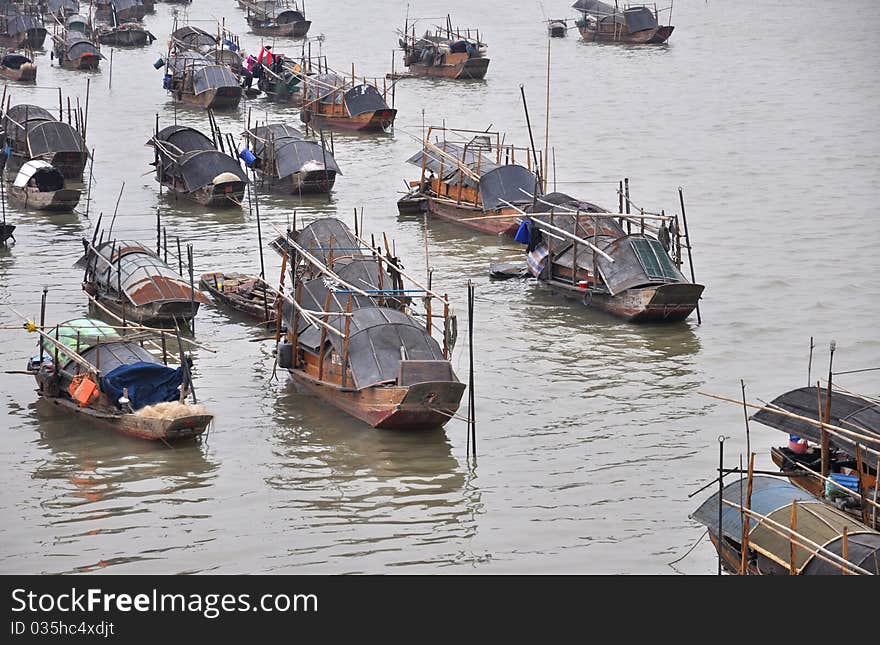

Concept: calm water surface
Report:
left=1, top=0, right=878, bottom=574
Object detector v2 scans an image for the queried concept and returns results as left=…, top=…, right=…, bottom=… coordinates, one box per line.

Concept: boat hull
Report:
left=0, top=28, right=48, bottom=50
left=647, top=25, right=674, bottom=43
left=407, top=56, right=489, bottom=80
left=288, top=369, right=465, bottom=430
left=577, top=25, right=658, bottom=44
left=97, top=27, right=153, bottom=47
left=89, top=293, right=201, bottom=326
left=263, top=169, right=335, bottom=194
left=425, top=196, right=520, bottom=237
left=8, top=186, right=81, bottom=212
left=248, top=20, right=311, bottom=37
left=541, top=280, right=703, bottom=323
left=40, top=394, right=210, bottom=441
left=58, top=53, right=101, bottom=70
left=301, top=108, right=396, bottom=132
left=0, top=62, right=37, bottom=82
left=199, top=272, right=276, bottom=324
left=172, top=87, right=242, bottom=110
left=160, top=180, right=246, bottom=207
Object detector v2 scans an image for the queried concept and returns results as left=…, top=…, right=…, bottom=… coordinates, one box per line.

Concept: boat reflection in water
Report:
left=27, top=399, right=218, bottom=573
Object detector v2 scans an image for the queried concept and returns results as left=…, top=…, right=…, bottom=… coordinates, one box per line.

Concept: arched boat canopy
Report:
left=478, top=164, right=540, bottom=211
left=343, top=84, right=389, bottom=117
left=1, top=53, right=32, bottom=69
left=26, top=121, right=86, bottom=156
left=596, top=234, right=687, bottom=295
left=41, top=318, right=120, bottom=365
left=65, top=14, right=89, bottom=32
left=176, top=150, right=248, bottom=191
left=13, top=160, right=64, bottom=190
left=192, top=65, right=239, bottom=94
left=171, top=25, right=217, bottom=49
left=268, top=138, right=341, bottom=179
left=66, top=36, right=103, bottom=60
left=152, top=125, right=215, bottom=153
left=276, top=9, right=305, bottom=23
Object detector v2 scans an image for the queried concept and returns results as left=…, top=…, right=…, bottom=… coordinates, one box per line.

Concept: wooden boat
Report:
left=7, top=159, right=81, bottom=211
left=300, top=58, right=396, bottom=132
left=752, top=386, right=880, bottom=529
left=0, top=12, right=48, bottom=49
left=52, top=16, right=103, bottom=69
left=0, top=50, right=37, bottom=81
left=242, top=122, right=340, bottom=195
left=395, top=16, right=489, bottom=80
left=242, top=0, right=310, bottom=38
left=161, top=51, right=242, bottom=110
left=517, top=192, right=703, bottom=323
left=94, top=20, right=155, bottom=46
left=199, top=271, right=276, bottom=325
left=76, top=238, right=211, bottom=326
left=170, top=24, right=219, bottom=53
left=691, top=475, right=880, bottom=575
left=572, top=0, right=673, bottom=44
left=271, top=217, right=465, bottom=430
left=401, top=127, right=542, bottom=237
left=94, top=0, right=148, bottom=23
left=254, top=55, right=303, bottom=103
left=147, top=124, right=249, bottom=207
left=25, top=317, right=212, bottom=441
left=0, top=103, right=89, bottom=180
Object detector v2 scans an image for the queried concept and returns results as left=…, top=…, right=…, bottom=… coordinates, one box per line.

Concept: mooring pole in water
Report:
left=252, top=171, right=266, bottom=280
left=821, top=341, right=836, bottom=477
left=467, top=279, right=476, bottom=458
left=176, top=236, right=183, bottom=274
left=678, top=187, right=700, bottom=324
left=108, top=48, right=113, bottom=89
left=741, top=379, right=750, bottom=459
left=40, top=287, right=47, bottom=329
left=318, top=129, right=331, bottom=204
left=717, top=435, right=725, bottom=576
left=807, top=336, right=814, bottom=387
left=156, top=208, right=161, bottom=257
left=519, top=84, right=542, bottom=206
left=187, top=243, right=196, bottom=335
left=163, top=227, right=167, bottom=263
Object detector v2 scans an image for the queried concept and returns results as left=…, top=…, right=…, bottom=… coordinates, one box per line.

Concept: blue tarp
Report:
left=100, top=361, right=183, bottom=410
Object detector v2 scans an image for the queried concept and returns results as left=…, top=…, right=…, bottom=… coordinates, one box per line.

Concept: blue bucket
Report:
left=239, top=148, right=257, bottom=166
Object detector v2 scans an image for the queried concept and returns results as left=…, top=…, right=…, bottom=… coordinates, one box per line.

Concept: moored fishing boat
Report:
left=147, top=124, right=249, bottom=206
left=299, top=57, right=396, bottom=132
left=52, top=16, right=103, bottom=69
left=394, top=15, right=489, bottom=80
left=241, top=122, right=340, bottom=195
left=0, top=50, right=37, bottom=81
left=199, top=271, right=276, bottom=325
left=547, top=19, right=568, bottom=37
left=271, top=217, right=464, bottom=430
left=513, top=191, right=704, bottom=323
left=691, top=475, right=880, bottom=575
left=75, top=237, right=211, bottom=326
left=23, top=317, right=212, bottom=441
left=0, top=12, right=48, bottom=49
left=400, top=126, right=541, bottom=236
left=0, top=102, right=89, bottom=180
left=242, top=0, right=310, bottom=37
left=45, top=0, right=80, bottom=21
left=7, top=159, right=81, bottom=211
left=93, top=17, right=155, bottom=46
left=160, top=50, right=242, bottom=110
left=572, top=0, right=673, bottom=44
left=94, top=0, right=147, bottom=23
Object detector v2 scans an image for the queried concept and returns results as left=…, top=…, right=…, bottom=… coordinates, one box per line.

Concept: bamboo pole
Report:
left=740, top=453, right=755, bottom=574
left=789, top=501, right=798, bottom=574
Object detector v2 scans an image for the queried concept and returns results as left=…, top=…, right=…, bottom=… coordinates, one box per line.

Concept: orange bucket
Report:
left=69, top=374, right=99, bottom=407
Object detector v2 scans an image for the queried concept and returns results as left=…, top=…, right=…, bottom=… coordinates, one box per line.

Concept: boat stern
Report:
left=457, top=57, right=490, bottom=79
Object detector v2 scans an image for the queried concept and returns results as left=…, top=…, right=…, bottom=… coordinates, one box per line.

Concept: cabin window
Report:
left=630, top=238, right=682, bottom=282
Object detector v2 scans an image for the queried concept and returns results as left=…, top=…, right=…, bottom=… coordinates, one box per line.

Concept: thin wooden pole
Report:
left=467, top=280, right=476, bottom=457
left=678, top=187, right=700, bottom=323
left=717, top=435, right=724, bottom=576
left=543, top=39, right=550, bottom=190
left=822, top=341, right=836, bottom=477
left=741, top=380, right=750, bottom=459
left=841, top=526, right=849, bottom=575
left=789, top=501, right=798, bottom=575
left=740, top=453, right=755, bottom=575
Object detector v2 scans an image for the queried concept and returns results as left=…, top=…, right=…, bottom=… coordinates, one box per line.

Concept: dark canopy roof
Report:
left=623, top=7, right=658, bottom=32
left=5, top=104, right=54, bottom=126
left=276, top=9, right=305, bottom=23
left=479, top=164, right=541, bottom=211
left=305, top=72, right=343, bottom=104
left=1, top=53, right=31, bottom=68
left=801, top=534, right=880, bottom=575
left=406, top=141, right=495, bottom=182
left=265, top=138, right=341, bottom=179
left=251, top=123, right=304, bottom=141
left=78, top=341, right=160, bottom=373
left=528, top=191, right=608, bottom=215
left=65, top=13, right=89, bottom=29
left=298, top=305, right=446, bottom=389
left=66, top=36, right=102, bottom=60
left=344, top=84, right=389, bottom=116
left=192, top=65, right=238, bottom=94
left=753, top=387, right=880, bottom=459
left=154, top=125, right=214, bottom=153
left=171, top=25, right=217, bottom=49
left=292, top=217, right=362, bottom=267
left=177, top=150, right=247, bottom=191
left=27, top=122, right=86, bottom=156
